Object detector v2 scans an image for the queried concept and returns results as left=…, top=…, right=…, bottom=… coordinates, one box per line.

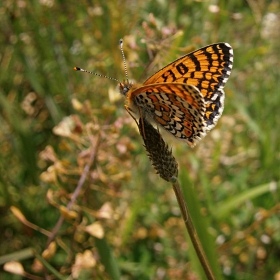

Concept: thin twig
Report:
left=46, top=134, right=101, bottom=246
left=172, top=180, right=216, bottom=280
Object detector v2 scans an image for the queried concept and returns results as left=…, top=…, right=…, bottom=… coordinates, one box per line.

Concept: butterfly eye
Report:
left=123, top=87, right=129, bottom=95
left=119, top=83, right=130, bottom=96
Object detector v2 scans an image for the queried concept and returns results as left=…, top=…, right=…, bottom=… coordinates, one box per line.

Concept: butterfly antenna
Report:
left=119, top=39, right=129, bottom=82
left=73, top=67, right=121, bottom=83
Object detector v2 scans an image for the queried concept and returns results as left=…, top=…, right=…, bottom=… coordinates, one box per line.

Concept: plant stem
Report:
left=172, top=180, right=216, bottom=280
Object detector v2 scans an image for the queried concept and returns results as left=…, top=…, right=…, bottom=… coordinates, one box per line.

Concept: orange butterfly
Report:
left=75, top=40, right=233, bottom=147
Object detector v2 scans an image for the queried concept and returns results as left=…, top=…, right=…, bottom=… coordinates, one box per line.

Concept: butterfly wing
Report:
left=143, top=43, right=234, bottom=130
left=126, top=83, right=207, bottom=147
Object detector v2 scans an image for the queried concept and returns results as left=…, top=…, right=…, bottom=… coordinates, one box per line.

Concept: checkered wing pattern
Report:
left=143, top=43, right=234, bottom=130
left=127, top=83, right=207, bottom=147
left=122, top=43, right=233, bottom=147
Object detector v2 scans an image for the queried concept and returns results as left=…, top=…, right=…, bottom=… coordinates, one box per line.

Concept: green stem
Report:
left=172, top=180, right=216, bottom=280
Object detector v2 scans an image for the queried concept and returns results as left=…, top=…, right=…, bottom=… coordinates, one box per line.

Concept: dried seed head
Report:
left=138, top=118, right=178, bottom=182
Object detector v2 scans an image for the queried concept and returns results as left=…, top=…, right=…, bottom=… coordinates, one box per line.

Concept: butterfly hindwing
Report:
left=127, top=83, right=207, bottom=147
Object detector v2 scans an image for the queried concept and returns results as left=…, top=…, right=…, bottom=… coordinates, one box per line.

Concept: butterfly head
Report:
left=119, top=80, right=133, bottom=96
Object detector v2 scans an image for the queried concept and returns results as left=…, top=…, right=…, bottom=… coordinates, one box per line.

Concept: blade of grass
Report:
left=34, top=251, right=66, bottom=280
left=0, top=248, right=35, bottom=265
left=214, top=181, right=279, bottom=220
left=94, top=237, right=121, bottom=280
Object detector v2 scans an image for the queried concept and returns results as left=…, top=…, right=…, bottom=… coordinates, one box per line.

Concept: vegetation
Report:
left=0, top=0, right=279, bottom=279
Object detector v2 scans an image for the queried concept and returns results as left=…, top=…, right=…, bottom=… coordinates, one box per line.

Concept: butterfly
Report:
left=75, top=40, right=233, bottom=147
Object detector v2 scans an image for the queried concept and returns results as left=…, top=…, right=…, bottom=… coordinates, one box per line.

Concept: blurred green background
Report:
left=0, top=0, right=279, bottom=279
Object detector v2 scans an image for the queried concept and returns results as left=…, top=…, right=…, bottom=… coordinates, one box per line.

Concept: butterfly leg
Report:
left=124, top=105, right=139, bottom=125
left=124, top=105, right=147, bottom=139
left=137, top=106, right=147, bottom=140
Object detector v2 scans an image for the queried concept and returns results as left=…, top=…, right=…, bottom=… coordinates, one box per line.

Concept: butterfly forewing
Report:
left=141, top=43, right=233, bottom=132
left=144, top=43, right=233, bottom=93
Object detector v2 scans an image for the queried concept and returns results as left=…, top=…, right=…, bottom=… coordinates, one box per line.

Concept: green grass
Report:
left=0, top=0, right=279, bottom=279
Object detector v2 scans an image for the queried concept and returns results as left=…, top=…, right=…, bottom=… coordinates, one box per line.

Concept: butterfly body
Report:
left=120, top=43, right=233, bottom=147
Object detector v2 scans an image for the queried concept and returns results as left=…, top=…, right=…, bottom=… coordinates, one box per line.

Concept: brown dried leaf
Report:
left=4, top=261, right=24, bottom=275
left=72, top=250, right=96, bottom=279
left=72, top=98, right=83, bottom=111
left=42, top=241, right=57, bottom=260
left=39, top=145, right=57, bottom=162
left=85, top=222, right=104, bottom=239
left=53, top=116, right=75, bottom=137
left=96, top=202, right=113, bottom=219
left=31, top=258, right=44, bottom=273
left=60, top=206, right=78, bottom=220
left=10, top=206, right=27, bottom=224
left=40, top=166, right=57, bottom=184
